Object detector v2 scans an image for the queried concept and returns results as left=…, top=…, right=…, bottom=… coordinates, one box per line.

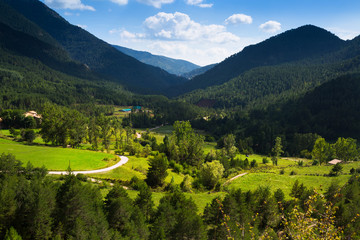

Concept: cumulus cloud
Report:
left=225, top=14, right=253, bottom=25
left=185, top=0, right=213, bottom=8
left=109, top=29, right=145, bottom=40
left=143, top=12, right=240, bottom=43
left=259, top=20, right=281, bottom=33
left=44, top=0, right=95, bottom=11
left=136, top=0, right=174, bottom=8
left=110, top=0, right=128, bottom=5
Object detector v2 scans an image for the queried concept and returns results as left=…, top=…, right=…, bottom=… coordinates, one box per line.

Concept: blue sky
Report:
left=41, top=0, right=360, bottom=66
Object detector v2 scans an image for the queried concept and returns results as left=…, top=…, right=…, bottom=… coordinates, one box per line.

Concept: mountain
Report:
left=112, top=45, right=199, bottom=76
left=169, top=25, right=346, bottom=96
left=181, top=64, right=217, bottom=79
left=2, top=0, right=187, bottom=94
left=277, top=73, right=360, bottom=140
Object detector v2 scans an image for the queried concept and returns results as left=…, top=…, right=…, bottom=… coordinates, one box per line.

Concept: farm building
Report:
left=24, top=110, right=41, bottom=119
left=328, top=159, right=342, bottom=165
left=121, top=109, right=132, bottom=112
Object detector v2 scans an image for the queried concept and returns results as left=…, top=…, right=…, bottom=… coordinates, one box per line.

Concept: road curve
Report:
left=48, top=155, right=129, bottom=175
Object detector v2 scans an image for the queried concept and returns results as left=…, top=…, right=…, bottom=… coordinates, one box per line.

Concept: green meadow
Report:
left=0, top=138, right=116, bottom=170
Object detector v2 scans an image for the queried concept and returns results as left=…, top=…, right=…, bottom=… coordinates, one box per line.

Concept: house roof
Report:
left=24, top=111, right=42, bottom=119
left=328, top=159, right=342, bottom=165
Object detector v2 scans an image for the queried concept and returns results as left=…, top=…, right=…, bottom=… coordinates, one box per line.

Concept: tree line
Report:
left=1, top=153, right=360, bottom=239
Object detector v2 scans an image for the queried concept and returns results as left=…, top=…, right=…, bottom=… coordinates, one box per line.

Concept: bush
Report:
left=297, top=160, right=304, bottom=166
left=180, top=175, right=192, bottom=192
left=76, top=173, right=87, bottom=182
left=173, top=163, right=183, bottom=173
left=21, top=129, right=36, bottom=143
left=250, top=159, right=258, bottom=168
left=290, top=170, right=297, bottom=175
left=280, top=169, right=285, bottom=175
left=130, top=176, right=147, bottom=190
left=262, top=157, right=269, bottom=164
left=312, top=160, right=319, bottom=166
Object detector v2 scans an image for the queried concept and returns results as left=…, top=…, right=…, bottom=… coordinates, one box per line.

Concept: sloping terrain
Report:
left=2, top=0, right=187, bottom=94
left=113, top=45, right=199, bottom=76
left=170, top=25, right=346, bottom=96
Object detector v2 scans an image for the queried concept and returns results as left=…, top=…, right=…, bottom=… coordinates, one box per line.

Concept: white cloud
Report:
left=143, top=12, right=240, bottom=43
left=198, top=3, right=213, bottom=8
left=44, top=0, right=95, bottom=11
left=259, top=20, right=281, bottom=33
left=110, top=0, right=128, bottom=5
left=225, top=14, right=253, bottom=25
left=110, top=29, right=145, bottom=39
left=185, top=0, right=213, bottom=8
left=136, top=0, right=174, bottom=8
left=327, top=27, right=360, bottom=40
left=77, top=24, right=87, bottom=29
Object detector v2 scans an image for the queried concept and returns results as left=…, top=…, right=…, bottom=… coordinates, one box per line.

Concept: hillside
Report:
left=2, top=0, right=187, bottom=94
left=170, top=25, right=346, bottom=96
left=278, top=73, right=360, bottom=140
left=112, top=45, right=199, bottom=76
left=0, top=17, right=135, bottom=108
left=181, top=63, right=217, bottom=79
left=179, top=29, right=360, bottom=110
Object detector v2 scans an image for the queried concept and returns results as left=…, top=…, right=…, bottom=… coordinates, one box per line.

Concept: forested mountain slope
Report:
left=277, top=73, right=360, bottom=140
left=112, top=45, right=199, bottom=76
left=181, top=63, right=217, bottom=79
left=179, top=31, right=360, bottom=110
left=0, top=12, right=134, bottom=108
left=170, top=25, right=346, bottom=96
left=2, top=0, right=187, bottom=94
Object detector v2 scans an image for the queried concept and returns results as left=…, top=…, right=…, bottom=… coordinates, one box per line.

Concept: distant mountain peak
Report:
left=112, top=45, right=199, bottom=76
left=169, top=24, right=346, bottom=96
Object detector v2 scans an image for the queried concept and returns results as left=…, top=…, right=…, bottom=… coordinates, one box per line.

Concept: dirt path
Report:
left=224, top=172, right=248, bottom=185
left=48, top=156, right=129, bottom=175
left=149, top=125, right=163, bottom=131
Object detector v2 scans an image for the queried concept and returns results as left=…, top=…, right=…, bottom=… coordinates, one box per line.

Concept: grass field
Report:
left=150, top=125, right=174, bottom=135
left=125, top=189, right=226, bottom=214
left=88, top=155, right=186, bottom=185
left=0, top=138, right=116, bottom=170
left=227, top=172, right=350, bottom=199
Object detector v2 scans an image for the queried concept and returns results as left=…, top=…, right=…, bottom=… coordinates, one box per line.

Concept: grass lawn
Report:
left=0, top=138, right=116, bottom=170
left=88, top=155, right=186, bottom=185
left=125, top=189, right=226, bottom=214
left=151, top=125, right=174, bottom=135
left=227, top=172, right=350, bottom=199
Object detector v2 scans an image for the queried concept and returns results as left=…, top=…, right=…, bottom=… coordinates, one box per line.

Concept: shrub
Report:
left=250, top=159, right=258, bottom=168
left=76, top=173, right=87, bottom=182
left=180, top=175, right=192, bottom=192
left=173, top=163, right=183, bottom=173
left=130, top=176, right=146, bottom=190
left=280, top=169, right=285, bottom=175
left=290, top=170, right=297, bottom=175
left=262, top=157, right=269, bottom=164
left=297, top=160, right=304, bottom=167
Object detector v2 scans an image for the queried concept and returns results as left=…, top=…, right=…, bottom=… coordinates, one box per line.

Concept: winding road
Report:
left=48, top=155, right=129, bottom=175
left=224, top=172, right=248, bottom=185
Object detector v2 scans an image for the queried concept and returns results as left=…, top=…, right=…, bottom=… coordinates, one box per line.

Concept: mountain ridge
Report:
left=169, top=25, right=346, bottom=96
left=112, top=45, right=199, bottom=76
left=2, top=0, right=187, bottom=94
